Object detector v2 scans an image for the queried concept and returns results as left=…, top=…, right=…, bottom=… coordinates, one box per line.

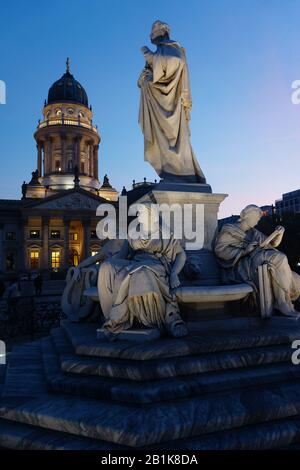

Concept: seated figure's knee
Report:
left=267, top=250, right=287, bottom=265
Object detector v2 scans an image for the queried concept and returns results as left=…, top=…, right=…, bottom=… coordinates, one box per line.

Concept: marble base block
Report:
left=138, top=182, right=228, bottom=251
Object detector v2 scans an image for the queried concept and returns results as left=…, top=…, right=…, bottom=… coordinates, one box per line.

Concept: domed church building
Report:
left=0, top=60, right=118, bottom=275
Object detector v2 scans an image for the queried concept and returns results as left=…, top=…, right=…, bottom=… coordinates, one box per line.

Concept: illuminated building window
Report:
left=5, top=232, right=16, bottom=241
left=69, top=233, right=78, bottom=241
left=29, top=230, right=40, bottom=239
left=51, top=251, right=60, bottom=270
left=30, top=250, right=39, bottom=270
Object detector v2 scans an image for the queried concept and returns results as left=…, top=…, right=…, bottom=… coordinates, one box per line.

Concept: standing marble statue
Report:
left=98, top=203, right=188, bottom=337
left=138, top=20, right=206, bottom=184
left=214, top=204, right=300, bottom=317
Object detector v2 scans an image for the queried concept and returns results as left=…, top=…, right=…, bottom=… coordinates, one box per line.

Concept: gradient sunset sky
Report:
left=0, top=0, right=300, bottom=217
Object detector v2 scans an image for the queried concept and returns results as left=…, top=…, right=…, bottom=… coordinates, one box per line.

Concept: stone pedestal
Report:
left=137, top=182, right=227, bottom=252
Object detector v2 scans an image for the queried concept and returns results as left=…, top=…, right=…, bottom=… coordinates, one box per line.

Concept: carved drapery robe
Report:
left=98, top=234, right=181, bottom=333
left=138, top=39, right=205, bottom=183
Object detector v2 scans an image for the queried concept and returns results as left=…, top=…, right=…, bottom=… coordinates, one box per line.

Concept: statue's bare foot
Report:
left=166, top=311, right=188, bottom=338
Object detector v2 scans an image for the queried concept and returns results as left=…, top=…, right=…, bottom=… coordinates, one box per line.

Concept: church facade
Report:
left=0, top=60, right=118, bottom=276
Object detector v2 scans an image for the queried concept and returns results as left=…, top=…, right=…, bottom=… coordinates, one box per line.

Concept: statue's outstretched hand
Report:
left=170, top=272, right=180, bottom=289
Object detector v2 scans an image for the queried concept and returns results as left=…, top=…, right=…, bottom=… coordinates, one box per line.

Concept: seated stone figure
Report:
left=61, top=238, right=124, bottom=321
left=98, top=203, right=188, bottom=338
left=214, top=204, right=300, bottom=318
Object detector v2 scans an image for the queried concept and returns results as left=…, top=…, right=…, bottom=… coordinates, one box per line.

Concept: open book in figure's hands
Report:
left=259, top=225, right=285, bottom=249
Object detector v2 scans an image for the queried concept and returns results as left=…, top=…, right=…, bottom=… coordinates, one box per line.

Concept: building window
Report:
left=68, top=160, right=73, bottom=172
left=29, top=230, right=40, bottom=239
left=50, top=230, right=61, bottom=239
left=30, top=250, right=39, bottom=270
left=90, top=230, right=97, bottom=239
left=67, top=108, right=74, bottom=115
left=6, top=253, right=15, bottom=271
left=69, top=232, right=78, bottom=241
left=55, top=109, right=62, bottom=116
left=80, top=162, right=85, bottom=173
left=5, top=232, right=16, bottom=241
left=51, top=251, right=60, bottom=270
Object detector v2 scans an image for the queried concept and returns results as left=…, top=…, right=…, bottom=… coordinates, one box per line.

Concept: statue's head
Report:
left=150, top=20, right=170, bottom=44
left=238, top=204, right=262, bottom=228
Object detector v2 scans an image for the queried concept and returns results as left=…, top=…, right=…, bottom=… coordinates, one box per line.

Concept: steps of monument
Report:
left=155, top=416, right=300, bottom=450
left=59, top=344, right=293, bottom=381
left=51, top=326, right=294, bottom=382
left=3, top=380, right=300, bottom=447
left=2, top=340, right=300, bottom=447
left=43, top=335, right=300, bottom=404
left=61, top=318, right=300, bottom=361
left=2, top=339, right=300, bottom=448
left=1, top=414, right=300, bottom=450
left=0, top=417, right=123, bottom=450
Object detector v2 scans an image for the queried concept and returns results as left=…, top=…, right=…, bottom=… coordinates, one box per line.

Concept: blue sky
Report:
left=0, top=0, right=300, bottom=217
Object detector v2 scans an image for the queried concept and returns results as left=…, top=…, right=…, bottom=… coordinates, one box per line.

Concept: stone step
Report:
left=1, top=413, right=300, bottom=450
left=53, top=323, right=296, bottom=381
left=156, top=416, right=300, bottom=450
left=3, top=379, right=300, bottom=447
left=0, top=417, right=123, bottom=450
left=2, top=407, right=300, bottom=452
left=61, top=318, right=300, bottom=361
left=59, top=343, right=292, bottom=381
left=42, top=335, right=300, bottom=404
